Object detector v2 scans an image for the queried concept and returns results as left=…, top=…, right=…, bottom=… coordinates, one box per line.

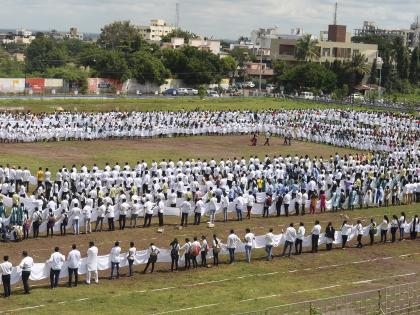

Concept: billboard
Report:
left=25, top=78, right=45, bottom=93
left=88, top=78, right=122, bottom=93
left=44, top=78, right=63, bottom=88
left=0, top=78, right=25, bottom=93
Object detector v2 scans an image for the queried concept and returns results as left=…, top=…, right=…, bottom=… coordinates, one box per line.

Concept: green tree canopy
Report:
left=129, top=51, right=170, bottom=85
left=161, top=29, right=198, bottom=43
left=295, top=34, right=320, bottom=62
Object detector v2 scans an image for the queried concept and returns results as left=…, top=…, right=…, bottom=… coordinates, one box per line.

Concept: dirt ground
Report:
left=0, top=135, right=362, bottom=174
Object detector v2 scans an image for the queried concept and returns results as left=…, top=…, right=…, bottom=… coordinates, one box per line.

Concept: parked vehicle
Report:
left=207, top=90, right=220, bottom=98
left=300, top=91, right=314, bottom=100
left=187, top=88, right=198, bottom=95
left=162, top=88, right=178, bottom=96
left=266, top=84, right=274, bottom=92
left=177, top=88, right=189, bottom=96
left=351, top=93, right=365, bottom=102
left=244, top=81, right=255, bottom=88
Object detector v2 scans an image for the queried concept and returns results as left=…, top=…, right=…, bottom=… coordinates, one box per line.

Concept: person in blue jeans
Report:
left=244, top=228, right=255, bottom=263
left=227, top=230, right=241, bottom=264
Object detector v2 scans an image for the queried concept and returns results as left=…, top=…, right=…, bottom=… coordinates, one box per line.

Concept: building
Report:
left=189, top=38, right=221, bottom=55
left=1, top=29, right=35, bottom=45
left=271, top=24, right=378, bottom=63
left=245, top=62, right=274, bottom=77
left=65, top=27, right=83, bottom=40
left=138, top=19, right=175, bottom=42
left=161, top=37, right=221, bottom=55
left=354, top=19, right=420, bottom=49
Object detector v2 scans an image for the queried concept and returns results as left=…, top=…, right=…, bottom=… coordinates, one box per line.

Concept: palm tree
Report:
left=346, top=52, right=370, bottom=89
left=295, top=35, right=320, bottom=62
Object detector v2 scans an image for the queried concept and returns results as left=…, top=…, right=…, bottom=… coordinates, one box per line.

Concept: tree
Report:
left=280, top=62, right=337, bottom=93
left=295, top=34, right=319, bottom=62
left=392, top=36, right=410, bottom=80
left=409, top=47, right=419, bottom=85
left=129, top=51, right=170, bottom=85
left=229, top=47, right=250, bottom=67
left=368, top=58, right=378, bottom=85
left=93, top=50, right=130, bottom=81
left=0, top=49, right=25, bottom=77
left=161, top=29, right=198, bottom=43
left=26, top=35, right=68, bottom=73
left=346, top=52, right=370, bottom=89
left=45, top=65, right=89, bottom=94
left=221, top=56, right=237, bottom=83
left=97, top=21, right=148, bottom=53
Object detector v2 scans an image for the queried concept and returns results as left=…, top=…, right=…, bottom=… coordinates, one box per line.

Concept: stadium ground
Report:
left=0, top=135, right=362, bottom=175
left=0, top=97, right=380, bottom=113
left=0, top=135, right=419, bottom=314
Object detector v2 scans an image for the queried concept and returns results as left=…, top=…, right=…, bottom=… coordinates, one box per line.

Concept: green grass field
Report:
left=0, top=135, right=419, bottom=314
left=0, top=97, right=384, bottom=113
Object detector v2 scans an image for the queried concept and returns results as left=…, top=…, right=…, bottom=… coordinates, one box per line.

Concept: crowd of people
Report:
left=1, top=212, right=419, bottom=297
left=0, top=109, right=418, bottom=154
left=0, top=148, right=419, bottom=242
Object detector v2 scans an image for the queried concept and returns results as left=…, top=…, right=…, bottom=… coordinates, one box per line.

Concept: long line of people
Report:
left=0, top=109, right=418, bottom=155
left=1, top=213, right=419, bottom=297
left=0, top=151, right=419, bottom=241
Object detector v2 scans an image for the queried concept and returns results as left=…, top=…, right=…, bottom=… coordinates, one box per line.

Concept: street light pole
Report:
left=259, top=49, right=263, bottom=96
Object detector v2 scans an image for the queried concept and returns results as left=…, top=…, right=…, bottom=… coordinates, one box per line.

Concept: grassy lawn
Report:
left=0, top=97, right=380, bottom=113
left=0, top=204, right=419, bottom=314
left=0, top=135, right=362, bottom=175
left=0, top=136, right=419, bottom=314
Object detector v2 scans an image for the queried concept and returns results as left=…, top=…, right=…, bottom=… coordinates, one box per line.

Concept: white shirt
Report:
left=297, top=226, right=306, bottom=240
left=265, top=232, right=275, bottom=246
left=311, top=224, right=321, bottom=235
left=285, top=226, right=297, bottom=242
left=227, top=233, right=241, bottom=249
left=87, top=246, right=98, bottom=271
left=67, top=249, right=81, bottom=269
left=0, top=261, right=12, bottom=275
left=19, top=256, right=34, bottom=272
left=47, top=252, right=66, bottom=270
left=244, top=232, right=255, bottom=247
left=110, top=246, right=121, bottom=263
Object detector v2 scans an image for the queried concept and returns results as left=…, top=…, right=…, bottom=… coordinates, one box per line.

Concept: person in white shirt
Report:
left=295, top=222, right=306, bottom=255
left=67, top=244, right=81, bottom=287
left=200, top=235, right=209, bottom=267
left=311, top=221, right=321, bottom=253
left=244, top=228, right=255, bottom=263
left=282, top=223, right=297, bottom=257
left=157, top=198, right=165, bottom=227
left=265, top=228, right=275, bottom=260
left=341, top=220, right=353, bottom=249
left=70, top=203, right=82, bottom=235
left=180, top=238, right=192, bottom=269
left=47, top=247, right=65, bottom=289
left=194, top=198, right=205, bottom=225
left=127, top=242, right=136, bottom=277
left=356, top=220, right=364, bottom=248
left=143, top=199, right=155, bottom=228
left=83, top=204, right=92, bottom=234
left=95, top=203, right=106, bottom=232
left=19, top=251, right=33, bottom=294
left=86, top=241, right=99, bottom=284
left=180, top=199, right=191, bottom=227
left=143, top=243, right=160, bottom=273
left=106, top=203, right=115, bottom=231
left=0, top=255, right=12, bottom=297
left=227, top=229, right=241, bottom=264
left=110, top=241, right=121, bottom=279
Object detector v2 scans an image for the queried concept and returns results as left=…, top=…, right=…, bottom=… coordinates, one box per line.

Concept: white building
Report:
left=189, top=38, right=221, bottom=54
left=1, top=29, right=35, bottom=45
left=65, top=27, right=83, bottom=40
left=139, top=19, right=175, bottom=42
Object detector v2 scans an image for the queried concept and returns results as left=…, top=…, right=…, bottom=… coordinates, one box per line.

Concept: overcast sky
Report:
left=0, top=0, right=418, bottom=39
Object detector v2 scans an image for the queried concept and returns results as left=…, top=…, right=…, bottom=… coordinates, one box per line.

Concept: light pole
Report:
left=258, top=49, right=263, bottom=96
left=376, top=57, right=383, bottom=98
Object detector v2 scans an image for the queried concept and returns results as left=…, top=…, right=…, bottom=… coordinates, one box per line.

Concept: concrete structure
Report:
left=189, top=38, right=221, bottom=54
left=1, top=29, right=35, bottom=45
left=271, top=24, right=378, bottom=63
left=354, top=20, right=420, bottom=49
left=138, top=19, right=175, bottom=42
left=66, top=27, right=83, bottom=40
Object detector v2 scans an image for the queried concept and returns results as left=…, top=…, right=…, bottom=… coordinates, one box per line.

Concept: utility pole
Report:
left=176, top=3, right=180, bottom=29
left=333, top=2, right=338, bottom=25
left=259, top=49, right=263, bottom=96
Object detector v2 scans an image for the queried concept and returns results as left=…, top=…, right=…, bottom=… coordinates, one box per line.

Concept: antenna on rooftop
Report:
left=333, top=2, right=338, bottom=25
left=176, top=3, right=180, bottom=29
